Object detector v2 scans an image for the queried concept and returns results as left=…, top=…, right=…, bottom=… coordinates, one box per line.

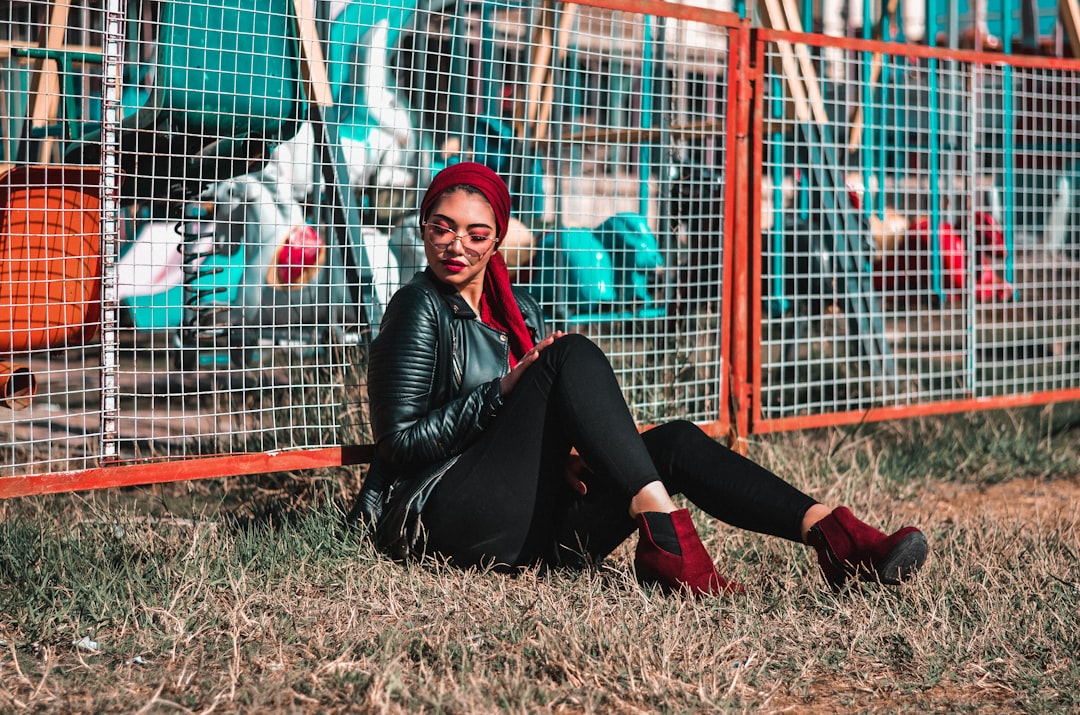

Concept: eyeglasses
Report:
left=423, top=222, right=497, bottom=259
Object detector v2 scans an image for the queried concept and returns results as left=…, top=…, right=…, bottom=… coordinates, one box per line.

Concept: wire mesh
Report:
left=1, top=0, right=737, bottom=480
left=1, top=2, right=113, bottom=474
left=385, top=2, right=734, bottom=426
left=757, top=33, right=1080, bottom=425
left=4, top=0, right=1079, bottom=484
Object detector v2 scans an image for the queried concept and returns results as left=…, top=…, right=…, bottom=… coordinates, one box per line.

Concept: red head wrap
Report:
left=419, top=162, right=535, bottom=364
left=420, top=161, right=512, bottom=239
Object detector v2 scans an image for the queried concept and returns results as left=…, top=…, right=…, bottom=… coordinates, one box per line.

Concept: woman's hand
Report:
left=564, top=452, right=589, bottom=496
left=499, top=330, right=566, bottom=396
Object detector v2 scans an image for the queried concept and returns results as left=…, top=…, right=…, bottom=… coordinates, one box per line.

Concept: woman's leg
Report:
left=553, top=420, right=818, bottom=564
left=421, top=334, right=662, bottom=568
left=642, top=421, right=819, bottom=543
left=559, top=421, right=928, bottom=590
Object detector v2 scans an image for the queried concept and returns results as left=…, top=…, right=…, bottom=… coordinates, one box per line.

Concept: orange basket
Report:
left=0, top=165, right=102, bottom=353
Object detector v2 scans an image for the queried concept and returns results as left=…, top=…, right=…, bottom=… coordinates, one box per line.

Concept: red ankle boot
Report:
left=634, top=508, right=744, bottom=596
left=806, top=507, right=928, bottom=590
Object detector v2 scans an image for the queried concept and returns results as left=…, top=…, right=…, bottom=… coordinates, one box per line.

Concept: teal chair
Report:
left=594, top=212, right=665, bottom=319
left=71, top=0, right=306, bottom=201
left=529, top=214, right=666, bottom=325
left=156, top=0, right=302, bottom=140
left=531, top=227, right=618, bottom=323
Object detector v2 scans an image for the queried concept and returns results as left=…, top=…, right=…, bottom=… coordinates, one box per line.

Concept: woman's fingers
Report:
left=504, top=332, right=566, bottom=395
left=532, top=331, right=564, bottom=356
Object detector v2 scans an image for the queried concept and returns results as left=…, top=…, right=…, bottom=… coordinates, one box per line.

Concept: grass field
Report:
left=2, top=404, right=1079, bottom=713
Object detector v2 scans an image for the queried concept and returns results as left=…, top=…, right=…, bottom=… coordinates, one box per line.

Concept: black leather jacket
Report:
left=350, top=268, right=546, bottom=529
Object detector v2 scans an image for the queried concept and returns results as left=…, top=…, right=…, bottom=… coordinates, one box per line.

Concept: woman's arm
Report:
left=367, top=284, right=503, bottom=468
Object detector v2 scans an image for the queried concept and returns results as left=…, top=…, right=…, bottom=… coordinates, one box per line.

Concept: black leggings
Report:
left=421, top=334, right=818, bottom=569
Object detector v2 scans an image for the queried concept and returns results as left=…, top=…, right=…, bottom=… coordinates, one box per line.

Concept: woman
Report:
left=350, top=162, right=928, bottom=595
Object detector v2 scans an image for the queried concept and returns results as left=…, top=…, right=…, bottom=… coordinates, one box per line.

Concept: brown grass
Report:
left=1, top=405, right=1079, bottom=713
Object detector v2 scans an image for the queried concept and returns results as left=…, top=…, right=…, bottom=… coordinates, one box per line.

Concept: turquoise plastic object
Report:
left=125, top=249, right=245, bottom=332
left=327, top=0, right=419, bottom=102
left=123, top=287, right=186, bottom=331
left=533, top=228, right=617, bottom=311
left=594, top=212, right=665, bottom=318
left=158, top=0, right=301, bottom=136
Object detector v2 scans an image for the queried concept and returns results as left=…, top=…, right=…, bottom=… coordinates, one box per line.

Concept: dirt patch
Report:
left=921, top=474, right=1080, bottom=527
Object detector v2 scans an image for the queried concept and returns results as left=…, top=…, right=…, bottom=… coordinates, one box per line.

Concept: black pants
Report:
left=422, top=334, right=818, bottom=569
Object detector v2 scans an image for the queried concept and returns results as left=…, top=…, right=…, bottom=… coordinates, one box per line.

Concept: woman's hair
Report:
left=421, top=184, right=487, bottom=222
left=419, top=162, right=512, bottom=239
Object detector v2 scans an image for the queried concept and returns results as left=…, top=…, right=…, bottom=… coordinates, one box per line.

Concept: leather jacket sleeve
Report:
left=346, top=459, right=389, bottom=530
left=368, top=282, right=504, bottom=469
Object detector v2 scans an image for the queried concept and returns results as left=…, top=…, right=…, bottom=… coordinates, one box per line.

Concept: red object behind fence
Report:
left=876, top=218, right=966, bottom=301
left=0, top=166, right=103, bottom=352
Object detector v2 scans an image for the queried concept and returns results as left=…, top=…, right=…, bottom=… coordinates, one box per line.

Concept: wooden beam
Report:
left=25, top=0, right=72, bottom=161
left=849, top=0, right=900, bottom=152
left=525, top=3, right=556, bottom=132
left=1060, top=0, right=1080, bottom=58
left=778, top=0, right=829, bottom=125
left=758, top=0, right=812, bottom=123
left=534, top=3, right=578, bottom=142
left=290, top=0, right=334, bottom=109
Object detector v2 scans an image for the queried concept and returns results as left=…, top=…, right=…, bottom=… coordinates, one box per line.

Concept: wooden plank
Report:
left=25, top=0, right=72, bottom=162
left=289, top=0, right=378, bottom=330
left=534, top=3, right=578, bottom=142
left=849, top=0, right=899, bottom=152
left=525, top=3, right=556, bottom=133
left=1061, top=0, right=1080, bottom=58
left=758, top=0, right=812, bottom=123
left=777, top=0, right=829, bottom=125
left=553, top=119, right=724, bottom=145
left=290, top=0, right=334, bottom=108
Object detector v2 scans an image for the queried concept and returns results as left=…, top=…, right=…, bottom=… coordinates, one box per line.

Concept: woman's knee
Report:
left=551, top=332, right=598, bottom=355
left=644, top=419, right=705, bottom=449
left=641, top=420, right=717, bottom=470
left=543, top=332, right=606, bottom=367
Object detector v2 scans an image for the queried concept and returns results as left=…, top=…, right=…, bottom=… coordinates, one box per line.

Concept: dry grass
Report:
left=1, top=405, right=1079, bottom=714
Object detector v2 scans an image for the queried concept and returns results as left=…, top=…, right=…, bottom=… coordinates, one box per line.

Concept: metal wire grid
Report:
left=109, top=0, right=362, bottom=463
left=4, top=1, right=1078, bottom=481
left=759, top=39, right=896, bottom=417
left=758, top=38, right=1080, bottom=422
left=576, top=7, right=728, bottom=425
left=1, top=0, right=735, bottom=477
left=982, top=64, right=1080, bottom=396
left=0, top=0, right=365, bottom=474
left=1, top=1, right=113, bottom=474
left=380, top=2, right=732, bottom=425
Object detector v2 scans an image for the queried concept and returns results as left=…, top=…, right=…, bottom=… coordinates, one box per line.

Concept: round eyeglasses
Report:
left=423, top=222, right=497, bottom=259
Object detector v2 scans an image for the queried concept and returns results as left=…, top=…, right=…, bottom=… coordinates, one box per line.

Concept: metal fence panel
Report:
left=756, top=31, right=1080, bottom=430
left=1, top=0, right=740, bottom=485
left=1, top=0, right=123, bottom=474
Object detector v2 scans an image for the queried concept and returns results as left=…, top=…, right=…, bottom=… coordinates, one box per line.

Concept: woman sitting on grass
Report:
left=349, top=162, right=928, bottom=595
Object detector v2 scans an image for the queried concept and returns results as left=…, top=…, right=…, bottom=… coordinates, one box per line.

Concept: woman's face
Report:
left=422, top=189, right=500, bottom=296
